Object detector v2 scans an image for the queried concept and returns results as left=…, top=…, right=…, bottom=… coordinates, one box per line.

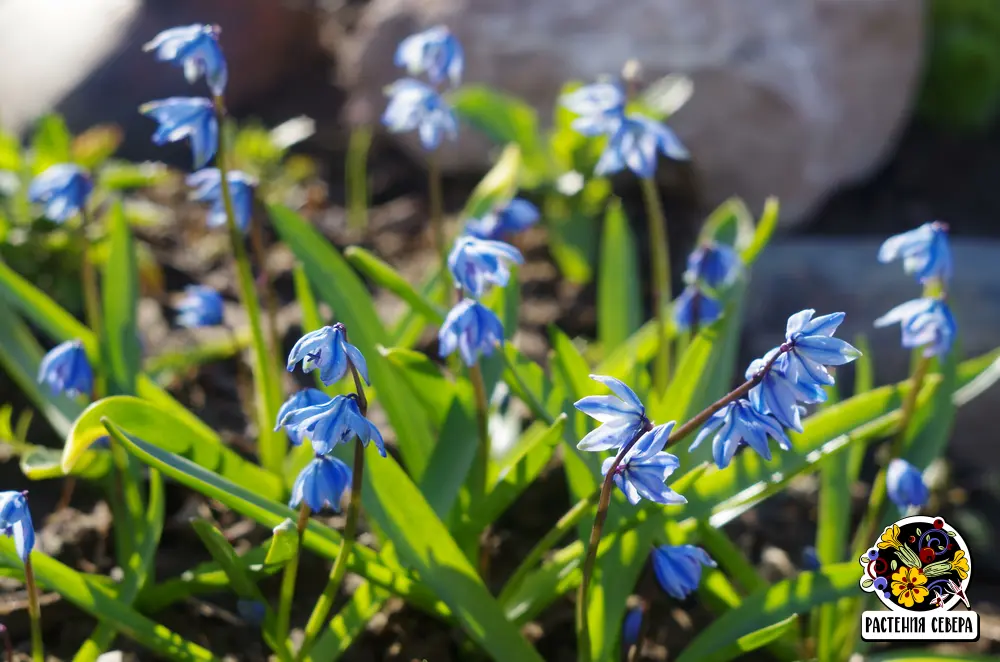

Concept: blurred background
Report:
left=1, top=0, right=1000, bottom=657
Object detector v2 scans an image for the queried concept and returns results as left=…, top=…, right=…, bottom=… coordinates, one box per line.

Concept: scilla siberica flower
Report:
left=38, top=339, right=92, bottom=398
left=276, top=394, right=385, bottom=457
left=289, top=455, right=352, bottom=513
left=28, top=164, right=93, bottom=223
left=438, top=299, right=505, bottom=366
left=886, top=458, right=929, bottom=511
left=747, top=349, right=811, bottom=433
left=394, top=25, right=464, bottom=88
left=187, top=168, right=256, bottom=233
left=622, top=603, right=645, bottom=649
left=140, top=97, right=218, bottom=169
left=464, top=198, right=540, bottom=240
left=176, top=285, right=224, bottom=328
left=652, top=544, right=716, bottom=600
left=878, top=222, right=952, bottom=285
left=0, top=491, right=35, bottom=563
left=575, top=375, right=649, bottom=452
left=602, top=422, right=686, bottom=506
left=673, top=286, right=723, bottom=331
left=448, top=236, right=523, bottom=298
left=287, top=323, right=370, bottom=386
left=595, top=114, right=689, bottom=179
left=143, top=24, right=228, bottom=96
left=382, top=79, right=458, bottom=151
left=783, top=310, right=861, bottom=392
left=684, top=241, right=741, bottom=290
left=276, top=389, right=331, bottom=446
left=689, top=399, right=791, bottom=470
left=874, top=297, right=956, bottom=358
left=560, top=82, right=626, bottom=137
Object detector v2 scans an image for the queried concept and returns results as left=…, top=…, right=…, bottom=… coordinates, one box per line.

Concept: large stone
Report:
left=335, top=0, right=925, bottom=226
left=0, top=0, right=324, bottom=159
left=745, top=237, right=1000, bottom=472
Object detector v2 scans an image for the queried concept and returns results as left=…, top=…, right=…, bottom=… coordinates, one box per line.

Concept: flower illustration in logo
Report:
left=891, top=566, right=929, bottom=608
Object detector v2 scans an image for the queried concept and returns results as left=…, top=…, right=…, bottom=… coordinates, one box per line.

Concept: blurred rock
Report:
left=334, top=0, right=925, bottom=226
left=745, top=238, right=1000, bottom=470
left=0, top=0, right=323, bottom=161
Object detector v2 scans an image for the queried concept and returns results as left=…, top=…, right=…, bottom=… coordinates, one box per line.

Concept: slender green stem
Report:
left=295, top=359, right=369, bottom=661
left=468, top=362, right=491, bottom=576
left=850, top=354, right=932, bottom=559
left=500, top=348, right=555, bottom=426
left=24, top=559, right=43, bottom=662
left=248, top=215, right=282, bottom=361
left=79, top=208, right=104, bottom=398
left=640, top=177, right=672, bottom=393
left=428, top=155, right=449, bottom=295
left=574, top=346, right=787, bottom=661
left=275, top=503, right=311, bottom=649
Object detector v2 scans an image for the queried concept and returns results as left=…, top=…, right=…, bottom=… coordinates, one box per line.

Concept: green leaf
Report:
left=740, top=197, right=779, bottom=264
left=0, top=127, right=22, bottom=171
left=20, top=444, right=111, bottom=481
left=270, top=203, right=437, bottom=478
left=597, top=198, right=641, bottom=352
left=307, top=580, right=388, bottom=661
left=693, top=615, right=799, bottom=662
left=696, top=520, right=768, bottom=595
left=677, top=564, right=856, bottom=662
left=190, top=519, right=268, bottom=601
left=100, top=419, right=449, bottom=620
left=450, top=86, right=549, bottom=185
left=0, top=541, right=218, bottom=660
left=346, top=125, right=372, bottom=229
left=345, top=247, right=446, bottom=323
left=31, top=114, right=73, bottom=172
left=265, top=519, right=300, bottom=567
left=97, top=161, right=174, bottom=190
left=72, top=124, right=123, bottom=170
left=461, top=144, right=524, bottom=220
left=101, top=201, right=142, bottom=394
left=62, top=396, right=284, bottom=500
left=632, top=74, right=694, bottom=121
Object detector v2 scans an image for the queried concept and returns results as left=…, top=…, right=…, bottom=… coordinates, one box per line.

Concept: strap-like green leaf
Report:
left=597, top=198, right=641, bottom=353
left=101, top=201, right=142, bottom=395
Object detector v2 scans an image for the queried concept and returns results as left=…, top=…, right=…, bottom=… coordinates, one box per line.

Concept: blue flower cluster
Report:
left=382, top=26, right=462, bottom=151
left=140, top=25, right=255, bottom=233
left=691, top=310, right=860, bottom=469
left=561, top=80, right=688, bottom=179
left=280, top=323, right=384, bottom=513
left=674, top=241, right=742, bottom=331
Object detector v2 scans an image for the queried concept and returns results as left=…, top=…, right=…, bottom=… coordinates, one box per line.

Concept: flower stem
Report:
left=468, top=361, right=491, bottom=576
left=248, top=215, right=282, bottom=361
left=79, top=207, right=104, bottom=398
left=574, top=346, right=787, bottom=661
left=295, top=360, right=369, bottom=661
left=851, top=354, right=932, bottom=559
left=428, top=154, right=449, bottom=296
left=23, top=559, right=43, bottom=662
left=640, top=177, right=672, bottom=394
left=275, top=502, right=311, bottom=650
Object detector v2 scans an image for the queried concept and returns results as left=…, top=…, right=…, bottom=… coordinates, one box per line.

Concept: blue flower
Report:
left=143, top=24, right=227, bottom=96
left=28, top=164, right=93, bottom=223
left=886, top=458, right=929, bottom=511
left=176, top=285, right=224, bottom=328
left=447, top=235, right=523, bottom=298
left=746, top=349, right=814, bottom=433
left=784, top=310, right=862, bottom=391
left=394, top=25, right=464, bottom=88
left=463, top=198, right=540, bottom=240
left=689, top=399, right=791, bottom=469
left=560, top=82, right=626, bottom=136
left=874, top=298, right=956, bottom=358
left=801, top=546, right=821, bottom=571
left=602, top=422, right=686, bottom=506
left=286, top=323, right=370, bottom=386
left=140, top=97, right=218, bottom=169
left=276, top=394, right=385, bottom=457
left=187, top=168, right=256, bottom=232
left=289, top=456, right=352, bottom=513
left=276, top=389, right=331, bottom=446
left=684, top=241, right=741, bottom=289
left=382, top=79, right=458, bottom=151
left=595, top=114, right=689, bottom=179
left=575, top=374, right=649, bottom=452
left=622, top=603, right=645, bottom=649
left=878, top=222, right=952, bottom=285
left=438, top=299, right=505, bottom=366
left=37, top=339, right=92, bottom=398
left=652, top=544, right=716, bottom=600
left=0, top=491, right=34, bottom=563
left=673, top=286, right=723, bottom=331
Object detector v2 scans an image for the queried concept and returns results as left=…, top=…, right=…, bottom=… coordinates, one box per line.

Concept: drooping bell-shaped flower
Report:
left=143, top=24, right=228, bottom=96
left=672, top=286, right=723, bottom=332
left=447, top=235, right=523, bottom=299
left=382, top=79, right=458, bottom=151
left=575, top=375, right=650, bottom=452
left=276, top=394, right=385, bottom=457
left=176, top=285, right=224, bottom=328
left=140, top=97, right=218, bottom=169
left=438, top=299, right=505, bottom=366
left=683, top=241, right=741, bottom=289
left=601, top=422, right=686, bottom=506
left=0, top=491, right=35, bottom=563
left=886, top=458, right=929, bottom=512
left=878, top=221, right=952, bottom=285
left=560, top=82, right=626, bottom=137
left=874, top=298, right=957, bottom=358
left=463, top=198, right=540, bottom=240
left=289, top=456, right=352, bottom=513
left=275, top=389, right=332, bottom=446
left=37, top=339, right=92, bottom=398
left=187, top=168, right=256, bottom=233
left=651, top=544, right=716, bottom=600
left=286, top=323, right=370, bottom=386
left=783, top=310, right=861, bottom=392
left=394, top=25, right=464, bottom=88
left=689, top=399, right=791, bottom=469
left=594, top=114, right=689, bottom=179
left=28, top=164, right=93, bottom=223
